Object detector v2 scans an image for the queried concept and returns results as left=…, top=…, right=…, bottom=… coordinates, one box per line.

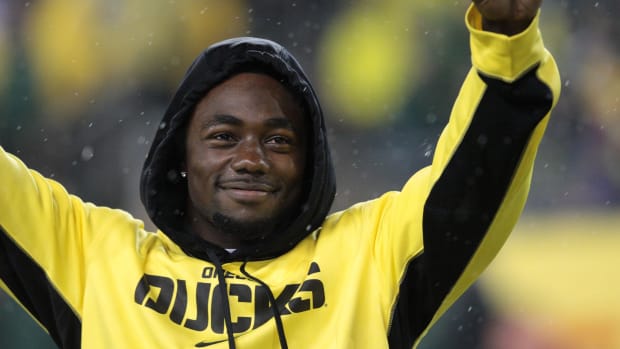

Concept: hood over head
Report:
left=140, top=37, right=336, bottom=262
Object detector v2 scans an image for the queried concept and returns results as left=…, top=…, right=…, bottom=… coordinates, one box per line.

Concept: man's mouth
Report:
left=218, top=179, right=277, bottom=202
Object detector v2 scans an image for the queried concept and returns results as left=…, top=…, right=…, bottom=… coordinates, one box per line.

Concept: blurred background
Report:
left=1, top=0, right=619, bottom=348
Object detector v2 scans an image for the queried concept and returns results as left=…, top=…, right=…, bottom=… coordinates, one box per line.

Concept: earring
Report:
left=180, top=171, right=187, bottom=178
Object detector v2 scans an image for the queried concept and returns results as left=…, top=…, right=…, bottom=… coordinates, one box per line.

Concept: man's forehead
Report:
left=199, top=114, right=294, bottom=129
left=217, top=71, right=289, bottom=91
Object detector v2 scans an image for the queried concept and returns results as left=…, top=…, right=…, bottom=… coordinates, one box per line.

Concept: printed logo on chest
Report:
left=133, top=261, right=325, bottom=334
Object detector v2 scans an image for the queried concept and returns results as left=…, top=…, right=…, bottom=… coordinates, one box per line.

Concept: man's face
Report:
left=185, top=72, right=307, bottom=242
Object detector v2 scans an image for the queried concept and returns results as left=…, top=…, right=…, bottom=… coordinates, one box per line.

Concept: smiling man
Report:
left=184, top=73, right=308, bottom=247
left=0, top=1, right=560, bottom=348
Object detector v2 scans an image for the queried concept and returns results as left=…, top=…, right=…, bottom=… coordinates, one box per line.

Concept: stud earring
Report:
left=180, top=171, right=187, bottom=178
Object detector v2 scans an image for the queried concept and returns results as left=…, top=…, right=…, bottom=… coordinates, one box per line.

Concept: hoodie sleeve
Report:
left=367, top=5, right=561, bottom=348
left=0, top=146, right=141, bottom=346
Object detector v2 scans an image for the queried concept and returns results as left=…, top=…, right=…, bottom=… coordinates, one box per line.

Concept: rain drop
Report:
left=81, top=146, right=95, bottom=161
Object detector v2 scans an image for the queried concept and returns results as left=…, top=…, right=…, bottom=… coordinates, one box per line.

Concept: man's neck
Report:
left=186, top=214, right=241, bottom=249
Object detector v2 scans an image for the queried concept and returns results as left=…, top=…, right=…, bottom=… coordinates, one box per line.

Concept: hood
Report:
left=140, top=37, right=336, bottom=262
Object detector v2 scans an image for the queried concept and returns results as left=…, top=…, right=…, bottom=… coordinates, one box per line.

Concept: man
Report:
left=0, top=1, right=560, bottom=348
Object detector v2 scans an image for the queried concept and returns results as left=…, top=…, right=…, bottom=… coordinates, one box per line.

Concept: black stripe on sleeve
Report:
left=388, top=65, right=553, bottom=348
left=0, top=226, right=82, bottom=349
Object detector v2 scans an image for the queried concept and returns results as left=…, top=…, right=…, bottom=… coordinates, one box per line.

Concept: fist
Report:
left=473, top=0, right=543, bottom=35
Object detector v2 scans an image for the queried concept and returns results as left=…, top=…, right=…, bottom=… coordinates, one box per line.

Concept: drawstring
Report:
left=240, top=260, right=288, bottom=349
left=205, top=249, right=236, bottom=349
left=203, top=250, right=288, bottom=349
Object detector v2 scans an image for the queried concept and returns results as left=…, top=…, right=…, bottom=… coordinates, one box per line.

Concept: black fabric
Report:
left=0, top=226, right=82, bottom=349
left=140, top=37, right=336, bottom=262
left=387, top=66, right=553, bottom=348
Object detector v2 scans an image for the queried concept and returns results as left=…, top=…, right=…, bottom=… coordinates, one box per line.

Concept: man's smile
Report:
left=218, top=179, right=278, bottom=203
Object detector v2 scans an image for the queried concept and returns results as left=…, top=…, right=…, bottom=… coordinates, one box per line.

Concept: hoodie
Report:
left=140, top=37, right=336, bottom=263
left=0, top=6, right=560, bottom=349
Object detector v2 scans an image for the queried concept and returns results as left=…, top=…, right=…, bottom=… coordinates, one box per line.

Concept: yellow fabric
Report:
left=467, top=7, right=546, bottom=82
left=0, top=7, right=560, bottom=348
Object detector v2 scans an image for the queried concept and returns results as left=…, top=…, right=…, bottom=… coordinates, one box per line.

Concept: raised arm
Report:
left=0, top=146, right=142, bottom=346
left=374, top=1, right=561, bottom=347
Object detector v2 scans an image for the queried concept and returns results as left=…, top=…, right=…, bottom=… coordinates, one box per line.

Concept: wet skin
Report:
left=184, top=72, right=308, bottom=248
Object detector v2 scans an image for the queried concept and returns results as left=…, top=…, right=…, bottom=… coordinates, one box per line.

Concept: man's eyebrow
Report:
left=264, top=117, right=294, bottom=130
left=201, top=114, right=242, bottom=129
left=201, top=115, right=294, bottom=130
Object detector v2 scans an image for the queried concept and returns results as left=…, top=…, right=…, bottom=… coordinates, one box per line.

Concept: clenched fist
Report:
left=473, top=0, right=543, bottom=35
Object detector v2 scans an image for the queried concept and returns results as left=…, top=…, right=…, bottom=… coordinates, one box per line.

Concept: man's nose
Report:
left=231, top=139, right=269, bottom=174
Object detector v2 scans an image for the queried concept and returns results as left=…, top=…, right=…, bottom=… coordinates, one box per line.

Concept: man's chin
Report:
left=211, top=212, right=276, bottom=241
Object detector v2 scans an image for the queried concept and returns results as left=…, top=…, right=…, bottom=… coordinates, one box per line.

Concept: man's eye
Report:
left=266, top=135, right=291, bottom=144
left=205, top=133, right=236, bottom=146
left=211, top=133, right=235, bottom=141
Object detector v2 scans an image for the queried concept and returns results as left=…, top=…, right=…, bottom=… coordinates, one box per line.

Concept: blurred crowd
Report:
left=1, top=0, right=619, bottom=348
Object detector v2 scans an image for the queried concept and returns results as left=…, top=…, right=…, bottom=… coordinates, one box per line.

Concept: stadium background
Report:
left=1, top=0, right=619, bottom=348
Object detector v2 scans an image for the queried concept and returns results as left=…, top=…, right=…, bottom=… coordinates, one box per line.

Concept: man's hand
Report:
left=473, top=0, right=543, bottom=36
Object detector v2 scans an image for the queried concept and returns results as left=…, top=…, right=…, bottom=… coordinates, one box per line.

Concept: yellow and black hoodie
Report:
left=0, top=6, right=560, bottom=349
